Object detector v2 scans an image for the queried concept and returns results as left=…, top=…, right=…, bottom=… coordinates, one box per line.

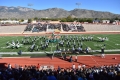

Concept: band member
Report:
left=101, top=47, right=105, bottom=58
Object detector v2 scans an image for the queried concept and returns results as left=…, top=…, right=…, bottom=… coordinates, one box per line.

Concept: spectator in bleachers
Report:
left=0, top=63, right=120, bottom=80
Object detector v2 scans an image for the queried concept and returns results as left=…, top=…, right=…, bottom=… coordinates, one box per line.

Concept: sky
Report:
left=0, top=0, right=120, bottom=14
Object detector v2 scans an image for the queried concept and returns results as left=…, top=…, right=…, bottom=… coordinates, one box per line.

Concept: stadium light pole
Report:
left=28, top=4, right=33, bottom=8
left=76, top=3, right=80, bottom=22
left=27, top=4, right=34, bottom=21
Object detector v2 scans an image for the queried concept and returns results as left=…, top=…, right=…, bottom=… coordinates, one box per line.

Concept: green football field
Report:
left=0, top=34, right=120, bottom=53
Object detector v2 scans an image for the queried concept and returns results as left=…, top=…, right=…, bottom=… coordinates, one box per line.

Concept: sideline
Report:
left=1, top=56, right=31, bottom=58
left=1, top=54, right=120, bottom=58
left=0, top=31, right=120, bottom=36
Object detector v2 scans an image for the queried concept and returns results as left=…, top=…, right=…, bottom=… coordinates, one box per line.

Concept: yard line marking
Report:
left=0, top=36, right=18, bottom=43
left=0, top=36, right=18, bottom=46
left=0, top=38, right=15, bottom=51
left=114, top=39, right=120, bottom=42
left=105, top=43, right=117, bottom=49
left=0, top=48, right=6, bottom=52
left=105, top=34, right=120, bottom=44
left=108, top=40, right=120, bottom=47
left=108, top=40, right=118, bottom=44
left=105, top=35, right=120, bottom=43
left=102, top=34, right=120, bottom=44
left=90, top=56, right=100, bottom=66
left=22, top=45, right=29, bottom=52
left=83, top=42, right=87, bottom=47
left=100, top=35, right=119, bottom=49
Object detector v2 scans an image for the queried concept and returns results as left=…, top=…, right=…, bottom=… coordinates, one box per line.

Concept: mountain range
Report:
left=0, top=6, right=120, bottom=19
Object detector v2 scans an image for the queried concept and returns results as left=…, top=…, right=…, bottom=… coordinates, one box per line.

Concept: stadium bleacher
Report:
left=0, top=23, right=119, bottom=34
left=24, top=24, right=33, bottom=31
left=23, top=23, right=86, bottom=33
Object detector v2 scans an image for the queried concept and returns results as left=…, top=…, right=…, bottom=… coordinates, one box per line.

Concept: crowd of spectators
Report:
left=0, top=63, right=120, bottom=80
left=24, top=24, right=33, bottom=31
left=24, top=23, right=47, bottom=32
left=62, top=23, right=85, bottom=32
left=48, top=24, right=61, bottom=31
left=62, top=24, right=71, bottom=31
left=24, top=23, right=85, bottom=32
left=32, top=24, right=47, bottom=32
left=76, top=25, right=85, bottom=32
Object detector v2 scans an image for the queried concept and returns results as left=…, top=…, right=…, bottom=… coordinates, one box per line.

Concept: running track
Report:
left=0, top=55, right=120, bottom=69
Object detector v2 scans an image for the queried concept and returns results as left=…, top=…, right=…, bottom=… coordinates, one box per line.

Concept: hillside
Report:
left=0, top=6, right=120, bottom=19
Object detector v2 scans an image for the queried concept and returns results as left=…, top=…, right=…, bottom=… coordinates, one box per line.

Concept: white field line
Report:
left=83, top=42, right=87, bottom=47
left=96, top=34, right=118, bottom=49
left=90, top=56, right=100, bottom=66
left=105, top=34, right=120, bottom=43
left=108, top=40, right=120, bottom=47
left=22, top=46, right=29, bottom=52
left=0, top=38, right=11, bottom=45
left=8, top=47, right=20, bottom=52
left=114, top=39, right=120, bottom=43
left=75, top=54, right=120, bottom=56
left=0, top=43, right=7, bottom=50
left=0, top=36, right=17, bottom=43
left=0, top=37, right=16, bottom=51
left=109, top=36, right=120, bottom=42
left=108, top=40, right=118, bottom=44
left=110, top=39, right=120, bottom=44
left=105, top=43, right=117, bottom=49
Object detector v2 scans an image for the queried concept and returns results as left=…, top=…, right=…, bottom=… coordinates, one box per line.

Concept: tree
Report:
left=28, top=19, right=32, bottom=23
left=51, top=18, right=59, bottom=21
left=19, top=19, right=24, bottom=22
left=21, top=19, right=24, bottom=22
left=78, top=18, right=84, bottom=22
left=110, top=18, right=114, bottom=23
left=60, top=18, right=67, bottom=22
left=115, top=17, right=119, bottom=20
left=66, top=15, right=74, bottom=22
left=95, top=18, right=98, bottom=20
left=86, top=18, right=93, bottom=23
left=119, top=18, right=120, bottom=21
left=2, top=18, right=7, bottom=20
left=34, top=17, right=38, bottom=21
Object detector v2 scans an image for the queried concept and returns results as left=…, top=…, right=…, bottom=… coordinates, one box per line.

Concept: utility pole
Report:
left=76, top=3, right=80, bottom=22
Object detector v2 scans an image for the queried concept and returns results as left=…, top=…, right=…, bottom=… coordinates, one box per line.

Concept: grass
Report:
left=0, top=34, right=120, bottom=54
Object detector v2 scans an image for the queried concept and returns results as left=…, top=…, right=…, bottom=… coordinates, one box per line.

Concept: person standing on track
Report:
left=75, top=55, right=78, bottom=62
left=69, top=55, right=73, bottom=62
left=101, top=47, right=105, bottom=58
